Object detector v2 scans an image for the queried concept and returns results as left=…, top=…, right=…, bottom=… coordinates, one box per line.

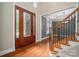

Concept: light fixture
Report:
left=33, top=2, right=37, bottom=8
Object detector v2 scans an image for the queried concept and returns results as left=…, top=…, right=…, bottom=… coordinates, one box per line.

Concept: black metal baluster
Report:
left=73, top=13, right=75, bottom=41
left=69, top=16, right=71, bottom=41
left=59, top=24, right=61, bottom=47
left=66, top=19, right=69, bottom=45
left=67, top=18, right=69, bottom=45
left=60, top=25, right=62, bottom=44
left=62, top=23, right=64, bottom=44
left=64, top=21, right=67, bottom=44
left=55, top=27, right=57, bottom=47
left=74, top=13, right=76, bottom=41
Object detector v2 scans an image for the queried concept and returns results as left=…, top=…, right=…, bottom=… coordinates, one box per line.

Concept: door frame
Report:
left=15, top=5, right=36, bottom=49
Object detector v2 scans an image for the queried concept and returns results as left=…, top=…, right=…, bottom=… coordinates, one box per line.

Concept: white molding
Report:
left=13, top=3, right=16, bottom=53
left=36, top=36, right=49, bottom=43
left=0, top=48, right=15, bottom=56
left=36, top=39, right=42, bottom=43
left=42, top=36, right=49, bottom=40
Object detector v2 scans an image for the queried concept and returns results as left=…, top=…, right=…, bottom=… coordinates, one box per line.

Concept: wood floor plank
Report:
left=2, top=39, right=54, bottom=57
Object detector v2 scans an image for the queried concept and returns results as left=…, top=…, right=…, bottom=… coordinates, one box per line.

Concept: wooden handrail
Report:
left=53, top=7, right=79, bottom=28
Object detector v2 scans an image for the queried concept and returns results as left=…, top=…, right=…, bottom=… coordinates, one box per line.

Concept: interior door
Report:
left=15, top=6, right=35, bottom=49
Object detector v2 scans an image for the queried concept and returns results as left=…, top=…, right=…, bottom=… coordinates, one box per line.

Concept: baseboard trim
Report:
left=42, top=36, right=49, bottom=40
left=36, top=39, right=42, bottom=43
left=36, top=36, right=49, bottom=43
left=0, top=48, right=15, bottom=56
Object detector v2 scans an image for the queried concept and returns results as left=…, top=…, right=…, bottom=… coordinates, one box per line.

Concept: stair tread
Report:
left=55, top=41, right=79, bottom=53
left=69, top=41, right=79, bottom=46
left=61, top=44, right=69, bottom=47
left=56, top=45, right=79, bottom=57
left=55, top=47, right=63, bottom=52
left=60, top=44, right=70, bottom=49
left=56, top=52, right=69, bottom=57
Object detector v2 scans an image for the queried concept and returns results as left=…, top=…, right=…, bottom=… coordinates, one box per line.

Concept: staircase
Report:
left=49, top=6, right=79, bottom=57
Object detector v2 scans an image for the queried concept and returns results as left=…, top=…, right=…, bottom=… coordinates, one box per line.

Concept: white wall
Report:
left=1, top=3, right=13, bottom=51
left=0, top=3, right=14, bottom=56
left=35, top=3, right=42, bottom=42
left=0, top=3, right=2, bottom=51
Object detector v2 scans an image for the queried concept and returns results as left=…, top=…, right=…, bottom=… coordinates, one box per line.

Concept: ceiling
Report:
left=44, top=5, right=77, bottom=21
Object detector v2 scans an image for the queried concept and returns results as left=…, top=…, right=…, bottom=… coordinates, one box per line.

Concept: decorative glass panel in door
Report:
left=16, top=9, right=19, bottom=38
left=33, top=15, right=36, bottom=36
left=23, top=12, right=31, bottom=37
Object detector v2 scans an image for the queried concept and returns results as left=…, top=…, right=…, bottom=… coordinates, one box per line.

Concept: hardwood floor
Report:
left=2, top=39, right=52, bottom=57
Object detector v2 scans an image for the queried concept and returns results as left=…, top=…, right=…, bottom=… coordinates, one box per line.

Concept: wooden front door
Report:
left=15, top=6, right=35, bottom=49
